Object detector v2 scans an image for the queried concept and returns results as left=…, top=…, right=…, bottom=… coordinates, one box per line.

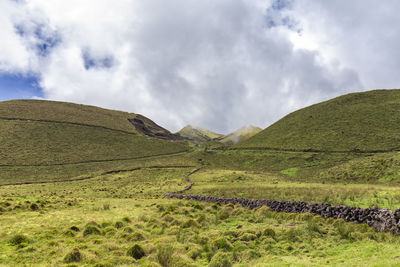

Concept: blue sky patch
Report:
left=0, top=73, right=42, bottom=101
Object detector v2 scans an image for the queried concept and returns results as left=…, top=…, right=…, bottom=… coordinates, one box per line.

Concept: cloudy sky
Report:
left=0, top=0, right=399, bottom=133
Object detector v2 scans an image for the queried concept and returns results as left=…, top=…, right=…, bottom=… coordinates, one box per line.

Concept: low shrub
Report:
left=212, top=237, right=233, bottom=251
left=305, top=221, right=325, bottom=236
left=115, top=221, right=125, bottom=229
left=63, top=248, right=82, bottom=263
left=209, top=252, right=232, bottom=267
left=30, top=203, right=39, bottom=211
left=123, top=226, right=134, bottom=233
left=70, top=226, right=80, bottom=232
left=122, top=216, right=132, bottom=223
left=262, top=228, right=276, bottom=239
left=240, top=233, right=257, bottom=241
left=9, top=234, right=29, bottom=246
left=157, top=245, right=174, bottom=267
left=182, top=219, right=200, bottom=228
left=83, top=225, right=102, bottom=237
left=127, top=244, right=146, bottom=260
left=101, top=221, right=112, bottom=228
left=337, top=223, right=354, bottom=240
left=63, top=230, right=76, bottom=237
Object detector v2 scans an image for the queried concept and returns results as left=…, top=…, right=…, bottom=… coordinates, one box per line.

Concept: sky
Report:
left=0, top=0, right=399, bottom=133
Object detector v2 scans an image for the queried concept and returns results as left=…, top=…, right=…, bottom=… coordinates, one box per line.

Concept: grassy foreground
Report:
left=2, top=166, right=400, bottom=266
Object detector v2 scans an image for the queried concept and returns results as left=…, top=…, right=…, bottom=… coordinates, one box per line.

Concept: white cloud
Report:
left=5, top=0, right=393, bottom=133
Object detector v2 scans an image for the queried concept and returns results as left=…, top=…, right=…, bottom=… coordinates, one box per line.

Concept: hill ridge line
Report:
left=0, top=117, right=137, bottom=136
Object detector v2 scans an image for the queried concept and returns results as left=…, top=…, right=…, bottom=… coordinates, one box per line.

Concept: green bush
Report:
left=115, top=221, right=125, bottom=228
left=337, top=223, right=354, bottom=240
left=63, top=230, right=76, bottom=237
left=63, top=248, right=82, bottom=263
left=127, top=244, right=146, bottom=260
left=83, top=225, right=102, bottom=237
left=240, top=233, right=257, bottom=241
left=70, top=226, right=80, bottom=232
left=123, top=226, right=134, bottom=233
left=212, top=237, right=233, bottom=251
left=263, top=228, right=276, bottom=238
left=157, top=245, right=174, bottom=267
left=305, top=221, right=325, bottom=236
left=101, top=221, right=112, bottom=228
left=132, top=231, right=145, bottom=241
left=30, top=203, right=39, bottom=211
left=9, top=234, right=29, bottom=246
left=209, top=252, right=232, bottom=267
left=217, top=209, right=230, bottom=220
left=182, top=219, right=200, bottom=228
left=122, top=216, right=132, bottom=223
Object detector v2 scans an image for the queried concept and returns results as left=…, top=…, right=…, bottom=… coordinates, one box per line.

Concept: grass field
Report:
left=2, top=166, right=400, bottom=266
left=4, top=93, right=400, bottom=266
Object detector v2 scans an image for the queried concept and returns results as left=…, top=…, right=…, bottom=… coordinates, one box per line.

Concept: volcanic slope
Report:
left=176, top=125, right=223, bottom=142
left=0, top=99, right=188, bottom=166
left=238, top=89, right=400, bottom=152
left=219, top=125, right=262, bottom=145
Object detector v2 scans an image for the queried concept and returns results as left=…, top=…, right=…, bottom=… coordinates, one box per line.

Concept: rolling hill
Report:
left=176, top=125, right=223, bottom=143
left=219, top=125, right=262, bottom=145
left=238, top=89, right=400, bottom=152
left=0, top=99, right=188, bottom=166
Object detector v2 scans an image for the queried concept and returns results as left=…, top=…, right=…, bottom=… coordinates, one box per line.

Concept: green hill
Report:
left=0, top=99, right=188, bottom=166
left=238, top=89, right=400, bottom=152
left=219, top=125, right=262, bottom=145
left=176, top=125, right=223, bottom=143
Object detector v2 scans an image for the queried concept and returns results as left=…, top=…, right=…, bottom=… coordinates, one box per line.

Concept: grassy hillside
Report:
left=219, top=125, right=262, bottom=145
left=238, top=89, right=400, bottom=152
left=176, top=125, right=223, bottom=142
left=0, top=120, right=187, bottom=166
left=0, top=99, right=180, bottom=140
left=0, top=99, right=138, bottom=133
left=0, top=100, right=189, bottom=182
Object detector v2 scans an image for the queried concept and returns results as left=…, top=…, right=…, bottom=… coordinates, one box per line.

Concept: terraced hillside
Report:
left=0, top=100, right=189, bottom=183
left=238, top=89, right=400, bottom=152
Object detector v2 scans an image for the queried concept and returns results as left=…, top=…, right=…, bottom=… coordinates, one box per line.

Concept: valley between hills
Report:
left=3, top=90, right=400, bottom=266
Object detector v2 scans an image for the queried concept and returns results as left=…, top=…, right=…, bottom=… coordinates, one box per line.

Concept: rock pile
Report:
left=164, top=193, right=400, bottom=234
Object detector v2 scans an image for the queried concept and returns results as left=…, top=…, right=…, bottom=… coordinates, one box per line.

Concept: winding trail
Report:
left=165, top=168, right=400, bottom=234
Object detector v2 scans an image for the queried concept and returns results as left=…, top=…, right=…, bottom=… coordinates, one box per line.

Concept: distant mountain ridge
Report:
left=176, top=124, right=262, bottom=145
left=219, top=125, right=262, bottom=145
left=176, top=125, right=223, bottom=143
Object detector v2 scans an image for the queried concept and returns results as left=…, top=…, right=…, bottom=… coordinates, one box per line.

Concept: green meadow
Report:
left=3, top=91, right=400, bottom=266
left=3, top=164, right=400, bottom=266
